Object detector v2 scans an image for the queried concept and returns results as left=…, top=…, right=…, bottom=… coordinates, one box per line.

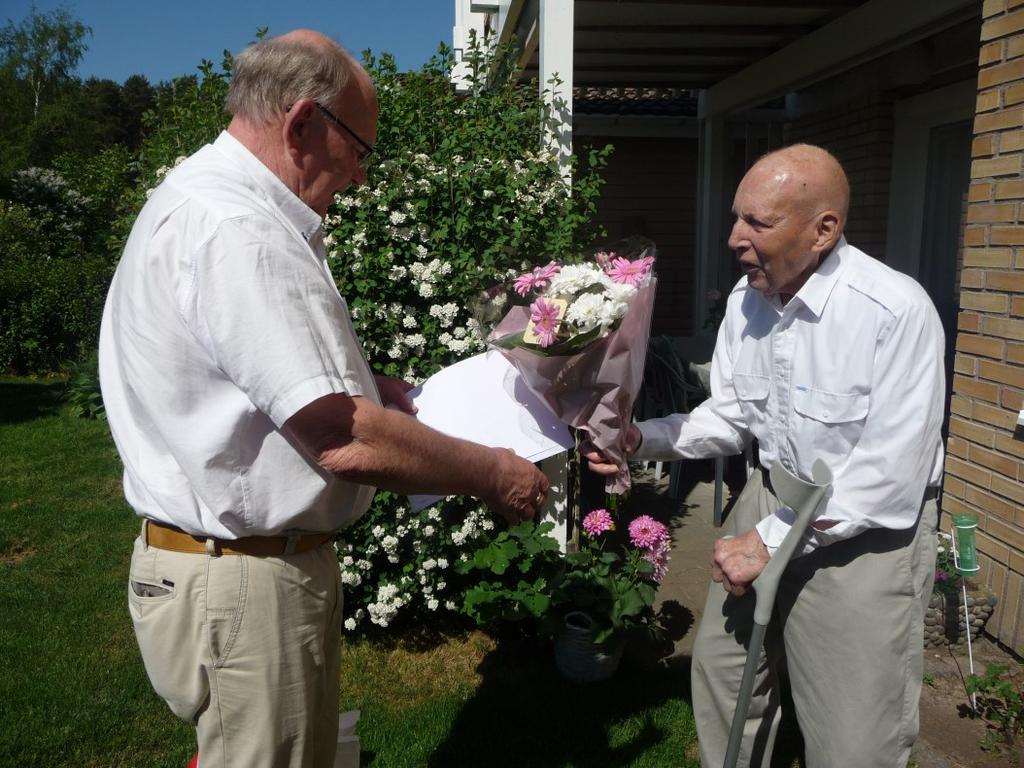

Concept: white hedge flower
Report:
left=344, top=618, right=357, bottom=631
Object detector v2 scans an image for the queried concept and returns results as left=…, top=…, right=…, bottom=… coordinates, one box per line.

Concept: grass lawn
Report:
left=0, top=379, right=698, bottom=767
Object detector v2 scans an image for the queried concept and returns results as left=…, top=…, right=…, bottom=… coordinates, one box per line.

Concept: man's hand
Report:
left=581, top=423, right=642, bottom=476
left=711, top=528, right=770, bottom=597
left=484, top=448, right=549, bottom=525
left=374, top=374, right=417, bottom=415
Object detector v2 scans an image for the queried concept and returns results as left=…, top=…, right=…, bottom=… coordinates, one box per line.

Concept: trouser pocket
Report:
left=128, top=536, right=209, bottom=723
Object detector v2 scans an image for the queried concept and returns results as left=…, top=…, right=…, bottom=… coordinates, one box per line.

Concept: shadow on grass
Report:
left=0, top=380, right=66, bottom=423
left=427, top=637, right=696, bottom=768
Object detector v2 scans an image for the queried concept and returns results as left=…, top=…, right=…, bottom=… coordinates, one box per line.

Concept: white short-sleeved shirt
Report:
left=637, top=238, right=945, bottom=553
left=99, top=132, right=381, bottom=538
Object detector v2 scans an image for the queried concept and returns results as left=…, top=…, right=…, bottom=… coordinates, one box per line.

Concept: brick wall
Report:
left=947, top=0, right=1024, bottom=651
left=580, top=136, right=699, bottom=336
left=783, top=96, right=895, bottom=263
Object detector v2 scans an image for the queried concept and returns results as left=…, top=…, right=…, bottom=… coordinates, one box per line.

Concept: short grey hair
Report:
left=226, top=36, right=353, bottom=123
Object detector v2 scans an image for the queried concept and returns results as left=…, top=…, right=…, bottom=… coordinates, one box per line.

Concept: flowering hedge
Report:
left=329, top=37, right=611, bottom=631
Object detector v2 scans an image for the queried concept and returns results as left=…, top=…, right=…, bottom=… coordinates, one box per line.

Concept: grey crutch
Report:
left=723, top=459, right=833, bottom=768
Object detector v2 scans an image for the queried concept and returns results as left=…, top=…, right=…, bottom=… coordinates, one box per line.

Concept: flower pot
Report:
left=924, top=587, right=998, bottom=648
left=553, top=610, right=625, bottom=682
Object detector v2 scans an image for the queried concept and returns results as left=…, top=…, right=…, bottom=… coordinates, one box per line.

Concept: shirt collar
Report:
left=212, top=131, right=324, bottom=244
left=787, top=236, right=848, bottom=319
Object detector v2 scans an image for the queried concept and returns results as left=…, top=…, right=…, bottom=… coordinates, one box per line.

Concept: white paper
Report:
left=404, top=351, right=573, bottom=511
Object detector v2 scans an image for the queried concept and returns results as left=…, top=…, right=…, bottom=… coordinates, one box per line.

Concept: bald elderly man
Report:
left=589, top=144, right=944, bottom=767
left=100, top=30, right=547, bottom=767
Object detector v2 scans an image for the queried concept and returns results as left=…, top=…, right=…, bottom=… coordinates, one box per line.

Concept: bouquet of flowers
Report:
left=486, top=236, right=657, bottom=494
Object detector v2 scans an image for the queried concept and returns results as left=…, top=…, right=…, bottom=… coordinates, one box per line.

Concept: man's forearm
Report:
left=286, top=392, right=502, bottom=499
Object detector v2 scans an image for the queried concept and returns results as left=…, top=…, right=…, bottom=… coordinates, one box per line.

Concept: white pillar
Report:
left=452, top=0, right=492, bottom=91
left=538, top=0, right=573, bottom=180
left=538, top=454, right=571, bottom=553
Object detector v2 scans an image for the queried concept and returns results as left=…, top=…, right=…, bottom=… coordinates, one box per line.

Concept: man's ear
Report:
left=813, top=211, right=841, bottom=253
left=283, top=99, right=317, bottom=158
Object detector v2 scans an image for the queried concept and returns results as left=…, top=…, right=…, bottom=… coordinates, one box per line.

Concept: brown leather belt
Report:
left=144, top=519, right=335, bottom=557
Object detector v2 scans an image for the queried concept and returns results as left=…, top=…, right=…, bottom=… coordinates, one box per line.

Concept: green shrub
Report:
left=967, top=661, right=1024, bottom=751
left=0, top=200, right=112, bottom=372
left=65, top=349, right=105, bottom=419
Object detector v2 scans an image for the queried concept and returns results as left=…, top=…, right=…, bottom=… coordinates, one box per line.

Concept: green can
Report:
left=952, top=514, right=979, bottom=575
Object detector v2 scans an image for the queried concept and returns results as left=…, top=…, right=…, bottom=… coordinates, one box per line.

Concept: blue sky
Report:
left=3, top=1, right=455, bottom=84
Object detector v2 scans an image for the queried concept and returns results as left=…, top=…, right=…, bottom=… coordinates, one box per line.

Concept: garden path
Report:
left=626, top=461, right=1023, bottom=768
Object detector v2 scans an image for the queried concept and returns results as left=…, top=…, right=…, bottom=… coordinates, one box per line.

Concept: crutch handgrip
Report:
left=749, top=460, right=832, bottom=625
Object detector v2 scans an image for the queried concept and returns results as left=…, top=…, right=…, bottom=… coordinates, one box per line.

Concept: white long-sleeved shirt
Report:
left=100, top=132, right=381, bottom=539
left=636, top=238, right=945, bottom=553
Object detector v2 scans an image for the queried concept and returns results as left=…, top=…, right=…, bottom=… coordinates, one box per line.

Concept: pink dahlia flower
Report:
left=606, top=255, right=654, bottom=287
left=643, top=539, right=671, bottom=583
left=529, top=297, right=562, bottom=347
left=628, top=515, right=670, bottom=550
left=582, top=508, right=615, bottom=537
left=513, top=261, right=561, bottom=296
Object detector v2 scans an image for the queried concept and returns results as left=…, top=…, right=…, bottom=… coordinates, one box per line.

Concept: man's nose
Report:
left=727, top=221, right=744, bottom=250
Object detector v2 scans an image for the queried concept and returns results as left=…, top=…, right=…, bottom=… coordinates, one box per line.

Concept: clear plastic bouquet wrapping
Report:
left=485, top=236, right=657, bottom=494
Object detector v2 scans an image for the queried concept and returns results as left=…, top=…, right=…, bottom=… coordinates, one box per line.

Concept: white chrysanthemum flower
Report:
left=565, top=292, right=605, bottom=333
left=547, top=263, right=605, bottom=298
left=599, top=299, right=628, bottom=328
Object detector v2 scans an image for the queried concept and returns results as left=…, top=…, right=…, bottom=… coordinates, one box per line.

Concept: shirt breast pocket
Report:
left=792, top=386, right=869, bottom=457
left=733, top=371, right=770, bottom=434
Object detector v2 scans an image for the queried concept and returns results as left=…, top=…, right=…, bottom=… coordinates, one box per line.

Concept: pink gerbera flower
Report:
left=529, top=297, right=562, bottom=347
left=513, top=261, right=561, bottom=296
left=582, top=508, right=615, bottom=537
left=606, top=255, right=654, bottom=287
left=628, top=515, right=670, bottom=550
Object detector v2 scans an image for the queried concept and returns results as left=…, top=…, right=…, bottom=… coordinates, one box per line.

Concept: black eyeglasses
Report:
left=315, top=103, right=375, bottom=170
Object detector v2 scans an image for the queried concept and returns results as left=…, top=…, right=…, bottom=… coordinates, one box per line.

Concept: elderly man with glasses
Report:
left=99, top=29, right=548, bottom=768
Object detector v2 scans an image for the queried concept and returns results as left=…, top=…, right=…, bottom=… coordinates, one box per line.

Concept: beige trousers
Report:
left=692, top=470, right=937, bottom=768
left=127, top=532, right=343, bottom=768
